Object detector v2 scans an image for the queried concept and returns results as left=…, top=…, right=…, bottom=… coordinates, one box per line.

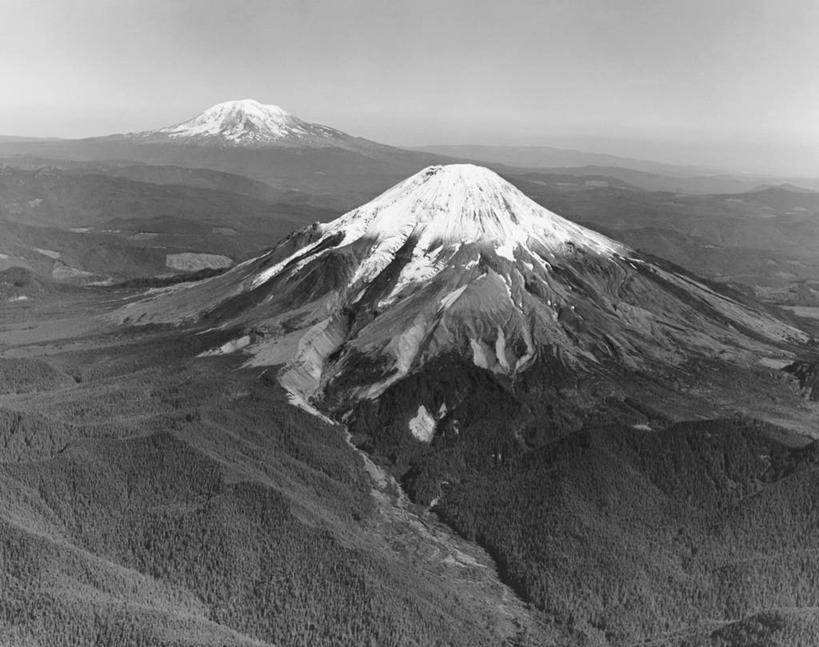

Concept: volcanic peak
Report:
left=322, top=163, right=625, bottom=256
left=158, top=99, right=312, bottom=144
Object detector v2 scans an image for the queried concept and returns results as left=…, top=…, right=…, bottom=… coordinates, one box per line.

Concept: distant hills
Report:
left=0, top=165, right=334, bottom=284
left=417, top=143, right=704, bottom=175
left=0, top=135, right=60, bottom=143
left=3, top=101, right=817, bottom=199
left=417, top=145, right=819, bottom=195
left=1, top=99, right=817, bottom=299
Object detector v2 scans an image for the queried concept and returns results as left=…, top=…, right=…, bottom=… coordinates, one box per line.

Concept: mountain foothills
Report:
left=4, top=101, right=819, bottom=646
left=0, top=164, right=336, bottom=283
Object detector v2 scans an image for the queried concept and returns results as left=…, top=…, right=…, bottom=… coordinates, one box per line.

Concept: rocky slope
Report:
left=115, top=164, right=810, bottom=428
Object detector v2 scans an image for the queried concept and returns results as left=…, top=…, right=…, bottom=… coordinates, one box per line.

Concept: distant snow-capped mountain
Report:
left=0, top=99, right=482, bottom=207
left=130, top=99, right=361, bottom=148
left=0, top=99, right=450, bottom=203
left=115, top=164, right=806, bottom=423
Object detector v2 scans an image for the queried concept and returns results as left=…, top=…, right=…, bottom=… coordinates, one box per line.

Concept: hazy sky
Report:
left=1, top=0, right=817, bottom=174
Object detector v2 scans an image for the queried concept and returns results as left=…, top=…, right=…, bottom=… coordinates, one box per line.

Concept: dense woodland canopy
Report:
left=0, top=329, right=531, bottom=646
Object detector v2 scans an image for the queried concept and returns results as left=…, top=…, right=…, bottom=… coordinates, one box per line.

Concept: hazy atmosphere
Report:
left=1, top=0, right=817, bottom=174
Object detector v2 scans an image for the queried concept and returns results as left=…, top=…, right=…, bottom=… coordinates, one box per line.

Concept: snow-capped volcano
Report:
left=248, top=164, right=626, bottom=300
left=116, top=164, right=807, bottom=418
left=319, top=163, right=623, bottom=257
left=135, top=99, right=354, bottom=147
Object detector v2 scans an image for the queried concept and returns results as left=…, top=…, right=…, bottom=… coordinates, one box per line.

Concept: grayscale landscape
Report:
left=1, top=1, right=818, bottom=645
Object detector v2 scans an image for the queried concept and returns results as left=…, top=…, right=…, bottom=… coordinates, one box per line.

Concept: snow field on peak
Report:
left=322, top=164, right=627, bottom=259
left=159, top=99, right=310, bottom=143
left=246, top=164, right=630, bottom=300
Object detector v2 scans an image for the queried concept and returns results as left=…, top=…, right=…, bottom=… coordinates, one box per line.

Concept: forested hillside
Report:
left=0, top=299, right=546, bottom=646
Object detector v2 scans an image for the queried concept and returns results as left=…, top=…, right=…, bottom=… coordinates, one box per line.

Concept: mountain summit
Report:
left=135, top=99, right=355, bottom=148
left=117, top=164, right=806, bottom=421
left=314, top=164, right=623, bottom=260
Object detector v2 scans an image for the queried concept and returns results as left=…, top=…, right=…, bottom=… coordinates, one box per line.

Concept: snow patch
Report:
left=758, top=357, right=792, bottom=370
left=500, top=274, right=515, bottom=305
left=470, top=338, right=491, bottom=370
left=439, top=285, right=468, bottom=311
left=198, top=335, right=250, bottom=357
left=250, top=238, right=325, bottom=288
left=394, top=315, right=428, bottom=374
left=408, top=405, right=436, bottom=443
left=495, top=240, right=517, bottom=261
left=495, top=327, right=510, bottom=372
left=33, top=247, right=60, bottom=259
